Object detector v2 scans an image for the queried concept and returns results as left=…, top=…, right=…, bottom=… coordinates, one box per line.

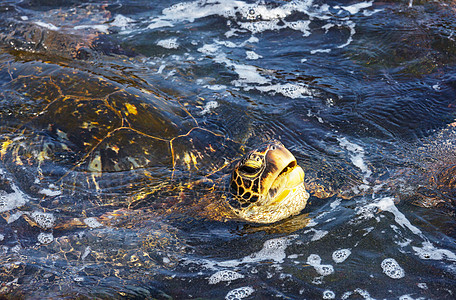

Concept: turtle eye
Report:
left=239, top=165, right=258, bottom=174
left=270, top=145, right=276, bottom=150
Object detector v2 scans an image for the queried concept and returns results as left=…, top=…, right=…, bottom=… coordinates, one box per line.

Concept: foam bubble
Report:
left=332, top=249, right=351, bottom=263
left=0, top=234, right=4, bottom=241
left=225, top=286, right=254, bottom=300
left=381, top=258, right=405, bottom=279
left=417, top=283, right=428, bottom=289
left=209, top=270, right=244, bottom=284
left=315, top=264, right=334, bottom=276
left=37, top=232, right=54, bottom=244
left=157, top=37, right=180, bottom=49
left=83, top=217, right=103, bottom=228
left=307, top=254, right=321, bottom=266
left=323, top=290, right=335, bottom=299
left=307, top=254, right=334, bottom=276
left=31, top=211, right=55, bottom=229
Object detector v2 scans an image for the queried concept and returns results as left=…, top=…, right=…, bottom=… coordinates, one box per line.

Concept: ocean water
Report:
left=0, top=0, right=456, bottom=299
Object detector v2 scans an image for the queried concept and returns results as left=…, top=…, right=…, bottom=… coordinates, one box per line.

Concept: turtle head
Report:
left=229, top=140, right=309, bottom=223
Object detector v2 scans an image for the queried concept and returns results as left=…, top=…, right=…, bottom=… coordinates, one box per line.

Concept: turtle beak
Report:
left=261, top=144, right=305, bottom=199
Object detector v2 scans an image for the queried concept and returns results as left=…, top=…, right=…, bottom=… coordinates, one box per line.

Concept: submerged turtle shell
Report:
left=0, top=60, right=244, bottom=215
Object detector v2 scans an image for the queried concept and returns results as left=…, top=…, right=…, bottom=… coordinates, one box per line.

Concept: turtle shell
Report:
left=0, top=60, right=244, bottom=216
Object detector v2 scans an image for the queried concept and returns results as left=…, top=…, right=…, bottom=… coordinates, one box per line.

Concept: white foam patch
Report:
left=381, top=258, right=405, bottom=279
left=311, top=229, right=328, bottom=241
left=225, top=286, right=254, bottom=300
left=37, top=232, right=54, bottom=245
left=219, top=236, right=295, bottom=267
left=0, top=182, right=28, bottom=213
left=337, top=21, right=356, bottom=49
left=200, top=101, right=219, bottom=115
left=332, top=249, right=351, bottom=263
left=73, top=24, right=109, bottom=34
left=0, top=234, right=4, bottom=241
left=246, top=51, right=262, bottom=60
left=232, top=63, right=270, bottom=85
left=341, top=1, right=373, bottom=14
left=34, top=21, right=60, bottom=31
left=204, top=84, right=227, bottom=91
left=257, top=83, right=312, bottom=99
left=370, top=197, right=421, bottom=235
left=83, top=217, right=103, bottom=228
left=157, top=37, right=180, bottom=49
left=38, top=187, right=62, bottom=197
left=367, top=197, right=456, bottom=262
left=145, top=0, right=369, bottom=93
left=311, top=49, right=331, bottom=54
left=307, top=254, right=334, bottom=276
left=150, top=0, right=314, bottom=26
left=208, top=270, right=244, bottom=284
left=338, top=137, right=372, bottom=184
left=31, top=211, right=55, bottom=229
left=81, top=246, right=91, bottom=260
left=412, top=241, right=456, bottom=261
left=111, top=14, right=134, bottom=30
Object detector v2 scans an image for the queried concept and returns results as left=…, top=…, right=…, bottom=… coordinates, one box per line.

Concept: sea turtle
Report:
left=0, top=56, right=317, bottom=231
left=0, top=56, right=323, bottom=297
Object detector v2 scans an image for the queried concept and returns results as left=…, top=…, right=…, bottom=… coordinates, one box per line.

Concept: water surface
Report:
left=1, top=0, right=456, bottom=299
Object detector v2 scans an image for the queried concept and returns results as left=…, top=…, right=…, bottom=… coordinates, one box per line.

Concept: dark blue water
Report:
left=1, top=0, right=456, bottom=299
